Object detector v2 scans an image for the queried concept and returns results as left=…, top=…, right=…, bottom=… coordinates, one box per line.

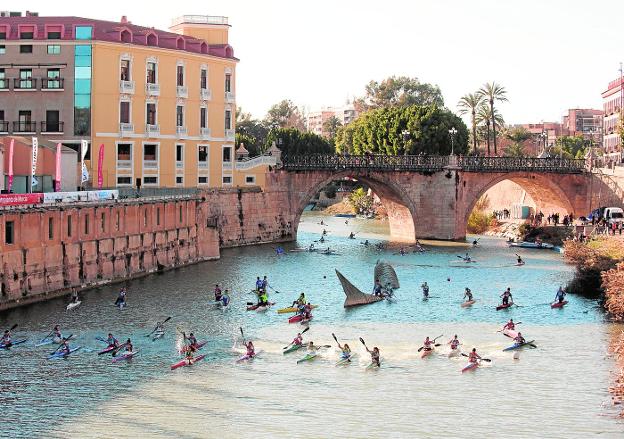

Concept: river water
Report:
left=1, top=212, right=622, bottom=438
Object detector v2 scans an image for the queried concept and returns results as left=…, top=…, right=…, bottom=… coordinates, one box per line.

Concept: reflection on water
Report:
left=0, top=213, right=622, bottom=438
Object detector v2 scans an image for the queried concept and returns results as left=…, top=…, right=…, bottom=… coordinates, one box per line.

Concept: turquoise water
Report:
left=0, top=213, right=619, bottom=438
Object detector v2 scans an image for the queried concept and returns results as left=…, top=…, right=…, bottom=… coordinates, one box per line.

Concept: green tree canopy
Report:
left=266, top=128, right=333, bottom=156
left=236, top=108, right=270, bottom=156
left=335, top=105, right=469, bottom=155
left=263, top=99, right=306, bottom=131
left=504, top=126, right=532, bottom=143
left=322, top=115, right=342, bottom=143
left=354, top=76, right=444, bottom=112
left=553, top=135, right=587, bottom=159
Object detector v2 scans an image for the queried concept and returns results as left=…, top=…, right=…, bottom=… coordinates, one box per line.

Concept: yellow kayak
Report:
left=277, top=304, right=318, bottom=314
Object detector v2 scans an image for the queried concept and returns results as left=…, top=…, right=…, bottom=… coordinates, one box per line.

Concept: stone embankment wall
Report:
left=0, top=187, right=295, bottom=311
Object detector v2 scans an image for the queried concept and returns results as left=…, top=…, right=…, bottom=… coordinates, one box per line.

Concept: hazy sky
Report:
left=19, top=0, right=624, bottom=124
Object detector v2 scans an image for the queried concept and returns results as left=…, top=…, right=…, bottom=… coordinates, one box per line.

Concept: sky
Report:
left=17, top=0, right=624, bottom=124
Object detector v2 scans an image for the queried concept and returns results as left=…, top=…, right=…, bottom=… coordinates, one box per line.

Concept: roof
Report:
left=0, top=15, right=236, bottom=60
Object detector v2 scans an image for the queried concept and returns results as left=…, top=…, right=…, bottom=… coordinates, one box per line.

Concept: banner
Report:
left=0, top=193, right=43, bottom=206
left=80, top=139, right=89, bottom=183
left=97, top=143, right=104, bottom=188
left=54, top=143, right=62, bottom=192
left=31, top=137, right=38, bottom=189
left=7, top=138, right=14, bottom=192
left=42, top=190, right=118, bottom=204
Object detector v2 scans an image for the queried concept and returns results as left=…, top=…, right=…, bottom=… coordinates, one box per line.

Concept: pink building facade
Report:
left=601, top=76, right=623, bottom=163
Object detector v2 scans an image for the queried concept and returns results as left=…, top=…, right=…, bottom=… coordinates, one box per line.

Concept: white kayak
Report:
left=508, top=241, right=554, bottom=249
left=448, top=349, right=461, bottom=358
left=67, top=301, right=81, bottom=311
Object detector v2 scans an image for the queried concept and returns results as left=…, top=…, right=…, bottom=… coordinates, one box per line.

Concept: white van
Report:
left=603, top=207, right=624, bottom=225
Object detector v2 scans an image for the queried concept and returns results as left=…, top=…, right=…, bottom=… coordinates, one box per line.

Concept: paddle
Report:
left=5, top=323, right=18, bottom=332
left=359, top=337, right=368, bottom=350
left=268, top=285, right=281, bottom=294
left=49, top=333, right=73, bottom=355
left=240, top=327, right=245, bottom=344
left=419, top=334, right=443, bottom=352
left=461, top=353, right=491, bottom=362
left=40, top=330, right=55, bottom=344
left=283, top=327, right=310, bottom=349
left=111, top=341, right=128, bottom=357
left=146, top=317, right=171, bottom=337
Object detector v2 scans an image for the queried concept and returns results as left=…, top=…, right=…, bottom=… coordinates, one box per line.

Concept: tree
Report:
left=235, top=107, right=270, bottom=156
left=478, top=82, right=508, bottom=155
left=322, top=115, right=342, bottom=142
left=476, top=104, right=504, bottom=156
left=264, top=99, right=306, bottom=131
left=354, top=76, right=444, bottom=112
left=265, top=127, right=333, bottom=156
left=505, top=126, right=532, bottom=143
left=334, top=105, right=469, bottom=156
left=552, top=135, right=587, bottom=159
left=458, top=93, right=484, bottom=154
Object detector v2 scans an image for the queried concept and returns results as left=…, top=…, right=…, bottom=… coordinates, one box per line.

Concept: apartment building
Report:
left=306, top=102, right=358, bottom=138
left=601, top=74, right=623, bottom=163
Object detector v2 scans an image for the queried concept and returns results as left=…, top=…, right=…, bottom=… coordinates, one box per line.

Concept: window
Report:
left=48, top=218, right=54, bottom=239
left=5, top=221, right=14, bottom=244
left=225, top=109, right=232, bottom=129
left=101, top=212, right=106, bottom=232
left=117, top=176, right=132, bottom=185
left=120, top=59, right=130, bottom=81
left=176, top=144, right=183, bottom=162
left=200, top=69, right=207, bottom=89
left=144, top=176, right=157, bottom=185
left=143, top=144, right=157, bottom=161
left=156, top=208, right=160, bottom=226
left=19, top=69, right=33, bottom=88
left=146, top=62, right=157, bottom=84
left=120, top=101, right=130, bottom=124
left=84, top=214, right=89, bottom=234
left=0, top=69, right=6, bottom=89
left=176, top=105, right=184, bottom=127
left=223, top=146, right=232, bottom=163
left=20, top=44, right=33, bottom=54
left=47, top=45, right=61, bottom=55
left=74, top=44, right=92, bottom=136
left=45, top=110, right=60, bottom=132
left=117, top=143, right=131, bottom=161
left=198, top=176, right=208, bottom=184
left=200, top=107, right=207, bottom=128
left=47, top=31, right=61, bottom=40
left=20, top=31, right=34, bottom=39
left=46, top=68, right=61, bottom=88
left=75, top=26, right=92, bottom=40
left=176, top=176, right=183, bottom=184
left=146, top=103, right=156, bottom=125
left=176, top=65, right=184, bottom=86
left=245, top=176, right=256, bottom=185
left=0, top=45, right=5, bottom=55
left=18, top=110, right=32, bottom=132
left=225, top=73, right=231, bottom=93
left=198, top=145, right=208, bottom=164
left=222, top=176, right=232, bottom=185
left=0, top=32, right=6, bottom=40
left=67, top=216, right=72, bottom=237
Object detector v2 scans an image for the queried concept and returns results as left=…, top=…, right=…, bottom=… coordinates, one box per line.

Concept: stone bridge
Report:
left=263, top=154, right=621, bottom=241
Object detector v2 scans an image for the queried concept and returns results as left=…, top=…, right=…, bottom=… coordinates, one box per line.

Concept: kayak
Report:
left=551, top=300, right=568, bottom=309
left=296, top=353, right=318, bottom=364
left=448, top=349, right=461, bottom=358
left=277, top=305, right=319, bottom=314
left=366, top=362, right=381, bottom=370
left=288, top=314, right=305, bottom=324
left=496, top=302, right=514, bottom=311
left=98, top=345, right=117, bottom=355
left=502, top=328, right=518, bottom=339
left=462, top=362, right=479, bottom=373
left=36, top=335, right=74, bottom=347
left=236, top=349, right=263, bottom=363
left=300, top=316, right=313, bottom=325
left=503, top=340, right=536, bottom=352
left=509, top=241, right=554, bottom=249
left=246, top=302, right=275, bottom=311
left=283, top=343, right=304, bottom=354
left=335, top=353, right=355, bottom=366
left=170, top=354, right=206, bottom=370
left=152, top=330, right=165, bottom=341
left=66, top=301, right=81, bottom=311
left=0, top=338, right=28, bottom=350
left=114, top=302, right=127, bottom=309
left=112, top=350, right=139, bottom=363
left=421, top=348, right=434, bottom=359
left=461, top=300, right=476, bottom=308
left=48, top=346, right=81, bottom=359
left=178, top=341, right=208, bottom=355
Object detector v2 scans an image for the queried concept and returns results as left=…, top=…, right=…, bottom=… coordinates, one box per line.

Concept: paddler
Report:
left=307, top=341, right=320, bottom=351
left=336, top=341, right=351, bottom=361
left=500, top=287, right=513, bottom=306
left=221, top=290, right=230, bottom=306
left=463, top=288, right=473, bottom=302
left=292, top=332, right=304, bottom=347
left=292, top=293, right=306, bottom=307
left=448, top=335, right=460, bottom=351
left=421, top=282, right=430, bottom=299
left=1, top=329, right=12, bottom=346
left=301, top=303, right=313, bottom=320
left=114, top=288, right=127, bottom=306
left=373, top=279, right=383, bottom=297
left=468, top=347, right=481, bottom=363
left=422, top=336, right=434, bottom=352
left=243, top=340, right=256, bottom=358
left=513, top=332, right=526, bottom=345
left=261, top=276, right=269, bottom=292
left=53, top=325, right=63, bottom=342
left=154, top=320, right=167, bottom=334
left=503, top=319, right=516, bottom=331
left=70, top=289, right=79, bottom=304
left=463, top=253, right=472, bottom=262
left=349, top=232, right=355, bottom=239
left=322, top=229, right=327, bottom=236
left=184, top=343, right=196, bottom=364
left=59, top=338, right=71, bottom=355
left=255, top=276, right=263, bottom=293
left=472, top=239, right=479, bottom=247
left=366, top=346, right=381, bottom=367
left=319, top=235, right=325, bottom=243
left=214, top=284, right=222, bottom=302
left=125, top=338, right=133, bottom=353
left=363, top=240, right=370, bottom=246
left=186, top=332, right=198, bottom=348
left=258, top=290, right=269, bottom=306
left=554, top=286, right=566, bottom=304
left=515, top=254, right=524, bottom=265
left=106, top=333, right=120, bottom=349
left=309, top=243, right=315, bottom=251
left=399, top=247, right=406, bottom=256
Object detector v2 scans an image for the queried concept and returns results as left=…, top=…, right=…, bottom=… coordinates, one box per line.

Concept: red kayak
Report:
left=289, top=314, right=313, bottom=324
left=502, top=328, right=518, bottom=339
left=170, top=354, right=206, bottom=370
left=246, top=302, right=275, bottom=311
left=496, top=302, right=513, bottom=311
left=551, top=300, right=568, bottom=309
left=178, top=340, right=207, bottom=355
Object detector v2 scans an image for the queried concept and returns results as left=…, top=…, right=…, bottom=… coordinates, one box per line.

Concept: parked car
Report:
left=604, top=207, right=624, bottom=225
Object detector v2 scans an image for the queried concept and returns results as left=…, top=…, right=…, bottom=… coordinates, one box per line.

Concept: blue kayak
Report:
left=0, top=338, right=28, bottom=349
left=48, top=346, right=82, bottom=360
left=503, top=340, right=536, bottom=351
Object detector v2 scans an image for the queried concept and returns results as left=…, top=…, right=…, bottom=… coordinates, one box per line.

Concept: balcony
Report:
left=200, top=127, right=211, bottom=139
left=200, top=88, right=212, bottom=101
left=0, top=80, right=8, bottom=90
left=13, top=121, right=37, bottom=133
left=0, top=121, right=8, bottom=133
left=119, top=80, right=135, bottom=94
left=145, top=124, right=160, bottom=137
left=14, top=78, right=37, bottom=90
left=120, top=122, right=134, bottom=135
left=176, top=161, right=184, bottom=169
left=116, top=154, right=132, bottom=169
left=198, top=160, right=208, bottom=169
left=143, top=159, right=158, bottom=169
left=41, top=78, right=64, bottom=90
left=176, top=126, right=187, bottom=137
left=146, top=82, right=160, bottom=96
left=176, top=85, right=188, bottom=98
left=225, top=128, right=235, bottom=140
left=225, top=91, right=235, bottom=103
left=40, top=121, right=64, bottom=134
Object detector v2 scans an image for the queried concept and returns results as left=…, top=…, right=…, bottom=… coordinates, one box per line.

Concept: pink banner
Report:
left=7, top=138, right=14, bottom=192
left=97, top=143, right=104, bottom=189
left=54, top=143, right=62, bottom=192
left=0, top=193, right=43, bottom=206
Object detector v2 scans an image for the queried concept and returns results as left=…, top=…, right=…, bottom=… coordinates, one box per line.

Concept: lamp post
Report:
left=402, top=129, right=410, bottom=155
left=448, top=127, right=457, bottom=155
left=539, top=131, right=548, bottom=156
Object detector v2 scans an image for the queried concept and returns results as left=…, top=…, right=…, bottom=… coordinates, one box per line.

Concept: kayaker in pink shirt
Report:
left=244, top=341, right=255, bottom=357
left=448, top=335, right=460, bottom=350
left=503, top=319, right=516, bottom=331
left=468, top=348, right=481, bottom=363
left=514, top=332, right=526, bottom=345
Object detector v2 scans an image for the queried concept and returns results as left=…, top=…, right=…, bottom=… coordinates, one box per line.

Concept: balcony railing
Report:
left=120, top=122, right=134, bottom=135
left=176, top=161, right=184, bottom=169
left=200, top=88, right=212, bottom=101
left=200, top=127, right=211, bottom=138
left=143, top=160, right=158, bottom=169
left=171, top=15, right=229, bottom=26
left=198, top=160, right=208, bottom=168
left=41, top=78, right=64, bottom=90
left=0, top=80, right=8, bottom=90
left=119, top=80, right=135, bottom=94
left=14, top=78, right=37, bottom=90
left=146, top=83, right=160, bottom=96
left=225, top=91, right=235, bottom=103
left=456, top=156, right=587, bottom=173
left=40, top=121, right=64, bottom=133
left=13, top=121, right=37, bottom=133
left=225, top=128, right=235, bottom=140
left=176, top=126, right=187, bottom=137
left=176, top=85, right=188, bottom=98
left=117, top=158, right=132, bottom=169
left=0, top=121, right=8, bottom=133
left=145, top=124, right=160, bottom=137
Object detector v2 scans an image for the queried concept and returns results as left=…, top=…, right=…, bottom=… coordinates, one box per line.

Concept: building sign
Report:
left=0, top=193, right=43, bottom=206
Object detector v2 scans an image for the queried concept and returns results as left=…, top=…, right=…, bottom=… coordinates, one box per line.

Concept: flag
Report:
left=54, top=143, right=62, bottom=192
left=7, top=138, right=14, bottom=192
left=80, top=139, right=89, bottom=183
left=97, top=143, right=104, bottom=188
left=31, top=137, right=38, bottom=189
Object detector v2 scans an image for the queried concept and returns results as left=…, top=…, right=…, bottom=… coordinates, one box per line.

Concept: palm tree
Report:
left=457, top=93, right=484, bottom=154
left=478, top=82, right=508, bottom=155
left=476, top=105, right=491, bottom=155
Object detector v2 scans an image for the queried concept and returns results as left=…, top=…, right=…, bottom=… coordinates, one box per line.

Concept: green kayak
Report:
left=283, top=343, right=304, bottom=355
left=297, top=353, right=318, bottom=364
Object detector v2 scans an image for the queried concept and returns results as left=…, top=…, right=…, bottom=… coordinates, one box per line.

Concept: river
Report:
left=1, top=212, right=622, bottom=438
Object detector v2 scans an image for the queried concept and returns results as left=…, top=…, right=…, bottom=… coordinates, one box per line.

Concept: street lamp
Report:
left=448, top=127, right=458, bottom=155
left=402, top=129, right=410, bottom=155
left=539, top=131, right=548, bottom=155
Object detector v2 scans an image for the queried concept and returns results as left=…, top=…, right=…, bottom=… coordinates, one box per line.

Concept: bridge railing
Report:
left=281, top=154, right=587, bottom=174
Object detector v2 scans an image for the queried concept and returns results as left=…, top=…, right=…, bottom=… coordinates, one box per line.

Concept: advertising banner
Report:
left=0, top=193, right=43, bottom=206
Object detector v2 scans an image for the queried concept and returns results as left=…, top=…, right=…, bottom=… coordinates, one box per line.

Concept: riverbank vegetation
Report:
left=467, top=195, right=496, bottom=234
